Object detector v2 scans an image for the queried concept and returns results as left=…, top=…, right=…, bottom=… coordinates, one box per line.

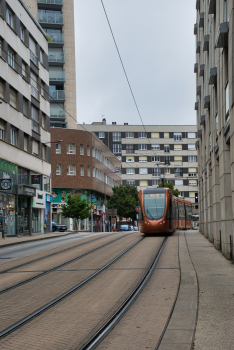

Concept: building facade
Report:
left=51, top=128, right=121, bottom=231
left=0, top=0, right=51, bottom=237
left=78, top=120, right=199, bottom=213
left=23, top=0, right=77, bottom=129
left=194, top=0, right=234, bottom=258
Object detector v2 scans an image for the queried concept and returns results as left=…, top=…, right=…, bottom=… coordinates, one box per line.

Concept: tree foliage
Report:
left=107, top=185, right=139, bottom=220
left=158, top=180, right=180, bottom=197
left=61, top=194, right=92, bottom=230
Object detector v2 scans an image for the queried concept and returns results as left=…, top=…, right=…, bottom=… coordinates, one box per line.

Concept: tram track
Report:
left=0, top=232, right=134, bottom=295
left=0, top=236, right=144, bottom=340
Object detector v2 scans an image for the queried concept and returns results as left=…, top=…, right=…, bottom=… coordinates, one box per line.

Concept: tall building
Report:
left=51, top=128, right=121, bottom=231
left=23, top=0, right=77, bottom=129
left=0, top=0, right=51, bottom=237
left=194, top=0, right=233, bottom=258
left=78, top=120, right=199, bottom=214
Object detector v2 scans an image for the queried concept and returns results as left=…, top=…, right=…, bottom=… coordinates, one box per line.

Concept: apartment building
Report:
left=23, top=0, right=77, bottom=129
left=51, top=128, right=121, bottom=231
left=0, top=0, right=51, bottom=237
left=194, top=0, right=234, bottom=258
left=77, top=120, right=198, bottom=213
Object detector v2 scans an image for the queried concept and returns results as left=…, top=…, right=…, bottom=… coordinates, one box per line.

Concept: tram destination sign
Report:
left=0, top=179, right=12, bottom=191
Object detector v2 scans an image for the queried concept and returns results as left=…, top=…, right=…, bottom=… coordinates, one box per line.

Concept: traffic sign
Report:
left=135, top=206, right=139, bottom=212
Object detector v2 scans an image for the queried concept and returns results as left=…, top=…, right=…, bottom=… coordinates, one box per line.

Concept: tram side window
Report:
left=138, top=202, right=143, bottom=220
left=166, top=198, right=172, bottom=220
left=179, top=203, right=185, bottom=220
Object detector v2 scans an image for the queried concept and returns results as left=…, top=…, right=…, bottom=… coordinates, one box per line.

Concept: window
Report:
left=174, top=156, right=183, bottom=166
left=8, top=47, right=15, bottom=69
left=164, top=156, right=170, bottom=165
left=140, top=180, right=148, bottom=187
left=9, top=87, right=17, bottom=109
left=174, top=132, right=182, bottom=141
left=126, top=180, right=135, bottom=185
left=66, top=143, right=76, bottom=154
left=188, top=156, right=197, bottom=162
left=152, top=156, right=160, bottom=162
left=80, top=165, right=84, bottom=176
left=87, top=166, right=90, bottom=177
left=40, top=49, right=44, bottom=65
left=80, top=144, right=84, bottom=155
left=31, top=106, right=39, bottom=133
left=24, top=134, right=29, bottom=152
left=126, top=144, right=134, bottom=153
left=93, top=167, right=95, bottom=177
left=189, top=179, right=197, bottom=186
left=126, top=168, right=135, bottom=174
left=139, top=144, right=147, bottom=150
left=67, top=165, right=76, bottom=176
left=42, top=113, right=46, bottom=129
left=151, top=144, right=159, bottom=150
left=139, top=168, right=148, bottom=174
left=175, top=179, right=183, bottom=186
left=20, top=24, right=26, bottom=42
left=31, top=71, right=39, bottom=100
left=164, top=145, right=170, bottom=153
left=0, top=79, right=5, bottom=100
left=152, top=168, right=160, bottom=177
left=126, top=132, right=134, bottom=138
left=56, top=143, right=61, bottom=154
left=32, top=139, right=39, bottom=155
left=174, top=144, right=182, bottom=150
left=41, top=81, right=45, bottom=98
left=117, top=156, right=122, bottom=161
left=113, top=144, right=121, bottom=153
left=112, top=132, right=121, bottom=141
left=87, top=145, right=90, bottom=156
left=188, top=168, right=197, bottom=177
left=22, top=61, right=27, bottom=79
left=0, top=119, right=5, bottom=141
left=188, top=144, right=196, bottom=150
left=126, top=156, right=134, bottom=162
left=42, top=145, right=46, bottom=160
left=56, top=164, right=61, bottom=175
left=179, top=191, right=184, bottom=197
left=29, top=36, right=38, bottom=65
left=23, top=98, right=28, bottom=117
left=138, top=132, right=146, bottom=138
left=92, top=147, right=95, bottom=157
left=6, top=7, right=14, bottom=30
left=139, top=156, right=147, bottom=162
left=152, top=180, right=159, bottom=186
left=151, top=132, right=159, bottom=138
left=99, top=132, right=104, bottom=138
left=164, top=132, right=169, bottom=138
left=165, top=168, right=170, bottom=174
left=175, top=168, right=183, bottom=177
left=187, top=132, right=196, bottom=138
left=189, top=192, right=196, bottom=198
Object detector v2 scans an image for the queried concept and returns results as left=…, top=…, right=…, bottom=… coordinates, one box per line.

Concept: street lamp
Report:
left=104, top=169, right=120, bottom=232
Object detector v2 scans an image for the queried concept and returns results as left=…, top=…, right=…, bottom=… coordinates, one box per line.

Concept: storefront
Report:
left=32, top=190, right=45, bottom=234
left=18, top=185, right=36, bottom=236
left=45, top=194, right=52, bottom=232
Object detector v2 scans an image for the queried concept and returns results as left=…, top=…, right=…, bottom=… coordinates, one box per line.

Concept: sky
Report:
left=74, top=0, right=196, bottom=126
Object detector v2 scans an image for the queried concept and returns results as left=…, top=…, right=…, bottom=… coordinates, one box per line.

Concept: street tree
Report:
left=107, top=185, right=139, bottom=221
left=61, top=194, right=92, bottom=231
left=158, top=180, right=180, bottom=197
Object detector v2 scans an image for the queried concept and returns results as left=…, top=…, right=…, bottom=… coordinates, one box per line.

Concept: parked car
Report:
left=133, top=226, right=138, bottom=231
left=119, top=224, right=131, bottom=231
left=52, top=221, right=67, bottom=232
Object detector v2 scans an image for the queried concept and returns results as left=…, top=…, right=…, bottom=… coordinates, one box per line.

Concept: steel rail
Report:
left=0, top=233, right=134, bottom=295
left=79, top=236, right=168, bottom=350
left=0, top=233, right=120, bottom=275
left=0, top=237, right=144, bottom=339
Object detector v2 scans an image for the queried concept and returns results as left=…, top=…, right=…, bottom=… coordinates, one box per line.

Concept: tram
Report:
left=138, top=187, right=193, bottom=234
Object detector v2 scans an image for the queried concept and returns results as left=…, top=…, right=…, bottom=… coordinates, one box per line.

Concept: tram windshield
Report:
left=144, top=193, right=166, bottom=220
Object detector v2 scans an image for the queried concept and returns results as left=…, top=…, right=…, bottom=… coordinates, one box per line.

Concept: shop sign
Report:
left=18, top=185, right=36, bottom=197
left=0, top=179, right=12, bottom=191
left=0, top=159, right=17, bottom=194
left=32, top=190, right=45, bottom=208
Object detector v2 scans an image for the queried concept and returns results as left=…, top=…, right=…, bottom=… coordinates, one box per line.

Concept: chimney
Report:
left=102, top=118, right=106, bottom=125
left=112, top=122, right=116, bottom=125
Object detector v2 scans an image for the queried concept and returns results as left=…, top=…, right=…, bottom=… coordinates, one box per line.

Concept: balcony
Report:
left=203, top=34, right=210, bottom=51
left=208, top=67, right=217, bottom=85
left=204, top=95, right=210, bottom=109
left=198, top=130, right=202, bottom=138
left=200, top=115, right=205, bottom=126
left=30, top=50, right=38, bottom=66
left=47, top=33, right=64, bottom=46
left=38, top=13, right=64, bottom=27
left=50, top=108, right=66, bottom=120
left=197, top=85, right=201, bottom=96
left=208, top=0, right=216, bottom=14
left=195, top=102, right=199, bottom=110
left=196, top=41, right=201, bottom=53
left=49, top=89, right=66, bottom=101
left=199, top=12, right=205, bottom=28
left=196, top=0, right=200, bottom=10
left=199, top=64, right=205, bottom=77
left=48, top=52, right=65, bottom=65
left=38, top=0, right=63, bottom=7
left=49, top=71, right=65, bottom=83
left=215, top=22, right=229, bottom=48
left=194, top=63, right=198, bottom=73
left=194, top=23, right=198, bottom=35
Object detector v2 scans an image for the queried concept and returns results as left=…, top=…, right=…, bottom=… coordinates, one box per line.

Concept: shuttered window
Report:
left=174, top=144, right=182, bottom=150
left=126, top=156, right=134, bottom=162
left=174, top=156, right=183, bottom=165
left=188, top=167, right=197, bottom=173
left=139, top=156, right=147, bottom=162
left=140, top=180, right=148, bottom=187
left=189, top=179, right=197, bottom=186
left=189, top=192, right=195, bottom=197
left=164, top=132, right=169, bottom=138
left=9, top=87, right=17, bottom=108
left=0, top=79, right=5, bottom=99
left=151, top=132, right=159, bottom=138
left=32, top=140, right=39, bottom=155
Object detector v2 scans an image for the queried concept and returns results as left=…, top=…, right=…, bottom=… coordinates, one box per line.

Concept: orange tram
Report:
left=138, top=187, right=193, bottom=234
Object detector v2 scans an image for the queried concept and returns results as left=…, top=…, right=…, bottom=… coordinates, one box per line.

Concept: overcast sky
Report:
left=74, top=1, right=196, bottom=126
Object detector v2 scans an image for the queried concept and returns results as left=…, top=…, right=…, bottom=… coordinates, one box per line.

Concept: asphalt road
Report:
left=0, top=232, right=107, bottom=263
